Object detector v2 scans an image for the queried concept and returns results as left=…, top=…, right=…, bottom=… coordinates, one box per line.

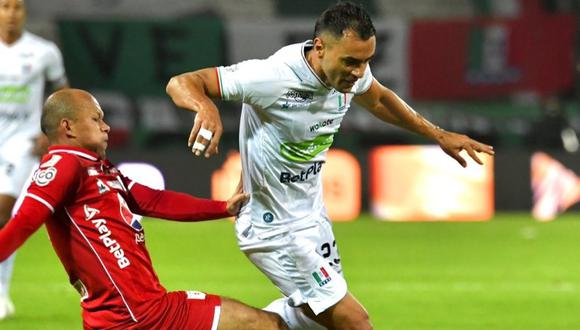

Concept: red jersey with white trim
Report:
left=0, top=145, right=230, bottom=328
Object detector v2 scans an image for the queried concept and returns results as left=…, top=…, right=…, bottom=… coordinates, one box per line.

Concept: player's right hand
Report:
left=226, top=193, right=250, bottom=216
left=436, top=130, right=494, bottom=167
left=188, top=108, right=223, bottom=158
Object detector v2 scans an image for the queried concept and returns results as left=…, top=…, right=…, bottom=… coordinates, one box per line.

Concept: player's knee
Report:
left=220, top=298, right=288, bottom=330
left=253, top=309, right=289, bottom=330
left=242, top=307, right=287, bottom=329
left=272, top=312, right=290, bottom=330
left=348, top=311, right=373, bottom=330
left=323, top=309, right=373, bottom=330
left=246, top=310, right=288, bottom=330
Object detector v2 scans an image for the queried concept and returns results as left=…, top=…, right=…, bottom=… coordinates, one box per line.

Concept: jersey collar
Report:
left=48, top=145, right=100, bottom=161
left=0, top=31, right=29, bottom=49
left=300, top=40, right=331, bottom=91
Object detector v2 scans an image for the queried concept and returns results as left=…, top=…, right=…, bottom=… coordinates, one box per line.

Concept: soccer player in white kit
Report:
left=167, top=2, right=494, bottom=329
left=0, top=0, right=67, bottom=319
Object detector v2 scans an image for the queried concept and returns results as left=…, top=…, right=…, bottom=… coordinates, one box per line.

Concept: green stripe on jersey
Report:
left=0, top=86, right=30, bottom=103
left=280, top=133, right=334, bottom=162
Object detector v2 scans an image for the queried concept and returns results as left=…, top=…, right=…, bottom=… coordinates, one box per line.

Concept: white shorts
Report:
left=236, top=218, right=347, bottom=315
left=0, top=153, right=37, bottom=198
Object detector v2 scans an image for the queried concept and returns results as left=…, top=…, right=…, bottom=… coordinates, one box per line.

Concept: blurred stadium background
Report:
left=5, top=0, right=580, bottom=328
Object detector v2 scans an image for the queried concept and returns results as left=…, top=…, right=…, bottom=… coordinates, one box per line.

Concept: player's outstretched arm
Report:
left=123, top=178, right=248, bottom=221
left=0, top=200, right=52, bottom=262
left=354, top=80, right=494, bottom=167
left=0, top=154, right=83, bottom=261
left=166, top=68, right=223, bottom=158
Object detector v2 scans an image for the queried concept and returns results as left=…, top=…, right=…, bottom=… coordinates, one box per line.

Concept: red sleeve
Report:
left=122, top=178, right=230, bottom=221
left=0, top=153, right=81, bottom=262
left=27, top=154, right=81, bottom=210
left=0, top=199, right=52, bottom=262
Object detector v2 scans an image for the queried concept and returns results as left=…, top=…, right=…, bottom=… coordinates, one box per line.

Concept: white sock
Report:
left=0, top=254, right=16, bottom=299
left=264, top=297, right=325, bottom=330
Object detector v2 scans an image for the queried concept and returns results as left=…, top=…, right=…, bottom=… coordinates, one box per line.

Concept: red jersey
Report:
left=0, top=145, right=230, bottom=328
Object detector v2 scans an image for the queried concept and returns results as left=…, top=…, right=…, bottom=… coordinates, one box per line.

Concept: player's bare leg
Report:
left=218, top=297, right=289, bottom=330
left=302, top=292, right=372, bottom=330
left=0, top=195, right=16, bottom=229
left=0, top=194, right=16, bottom=320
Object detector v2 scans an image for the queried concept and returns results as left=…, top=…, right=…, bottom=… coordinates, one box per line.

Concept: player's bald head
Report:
left=41, top=89, right=98, bottom=140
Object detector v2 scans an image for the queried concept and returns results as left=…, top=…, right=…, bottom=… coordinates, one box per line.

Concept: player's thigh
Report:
left=0, top=195, right=16, bottom=225
left=302, top=292, right=372, bottom=330
left=245, top=220, right=347, bottom=314
left=217, top=297, right=288, bottom=330
left=0, top=155, right=36, bottom=218
left=0, top=161, right=17, bottom=219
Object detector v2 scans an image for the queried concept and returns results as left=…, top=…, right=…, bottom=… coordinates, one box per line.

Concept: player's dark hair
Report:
left=314, top=1, right=375, bottom=40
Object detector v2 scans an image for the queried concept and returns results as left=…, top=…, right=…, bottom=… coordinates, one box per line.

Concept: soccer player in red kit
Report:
left=0, top=89, right=288, bottom=330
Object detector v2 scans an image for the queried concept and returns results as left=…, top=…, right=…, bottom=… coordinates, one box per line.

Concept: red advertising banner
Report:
left=410, top=15, right=575, bottom=99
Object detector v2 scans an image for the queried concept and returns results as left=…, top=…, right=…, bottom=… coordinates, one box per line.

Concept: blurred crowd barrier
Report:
left=45, top=12, right=579, bottom=151
left=22, top=0, right=580, bottom=216
left=121, top=146, right=577, bottom=219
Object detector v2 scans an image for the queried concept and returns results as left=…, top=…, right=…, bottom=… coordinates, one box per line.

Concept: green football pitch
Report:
left=2, top=213, right=580, bottom=329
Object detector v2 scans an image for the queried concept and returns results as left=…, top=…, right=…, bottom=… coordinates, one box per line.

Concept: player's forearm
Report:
left=166, top=70, right=220, bottom=114
left=129, top=182, right=231, bottom=221
left=378, top=90, right=446, bottom=142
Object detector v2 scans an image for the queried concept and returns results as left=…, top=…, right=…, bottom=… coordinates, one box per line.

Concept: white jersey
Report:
left=0, top=32, right=66, bottom=158
left=217, top=40, right=373, bottom=231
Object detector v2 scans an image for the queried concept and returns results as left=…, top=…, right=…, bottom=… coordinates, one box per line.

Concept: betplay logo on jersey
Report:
left=90, top=217, right=131, bottom=269
left=279, top=161, right=324, bottom=184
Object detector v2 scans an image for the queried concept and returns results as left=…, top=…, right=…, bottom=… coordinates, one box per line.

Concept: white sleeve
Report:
left=43, top=43, right=67, bottom=84
left=216, top=59, right=279, bottom=106
left=352, top=65, right=374, bottom=95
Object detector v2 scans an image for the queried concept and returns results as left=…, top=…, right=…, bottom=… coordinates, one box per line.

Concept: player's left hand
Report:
left=226, top=192, right=250, bottom=216
left=436, top=130, right=494, bottom=167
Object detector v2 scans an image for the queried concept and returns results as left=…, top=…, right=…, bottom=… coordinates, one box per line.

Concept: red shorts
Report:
left=95, top=291, right=222, bottom=330
left=153, top=291, right=222, bottom=330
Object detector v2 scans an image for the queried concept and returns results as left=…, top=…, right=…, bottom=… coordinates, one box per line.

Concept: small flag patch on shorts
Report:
left=312, top=267, right=332, bottom=287
left=186, top=291, right=206, bottom=300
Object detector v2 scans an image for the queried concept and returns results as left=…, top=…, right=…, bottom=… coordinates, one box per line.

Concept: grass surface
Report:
left=2, top=213, right=580, bottom=329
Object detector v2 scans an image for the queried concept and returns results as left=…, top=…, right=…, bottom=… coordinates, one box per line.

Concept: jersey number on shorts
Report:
left=320, top=240, right=340, bottom=267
